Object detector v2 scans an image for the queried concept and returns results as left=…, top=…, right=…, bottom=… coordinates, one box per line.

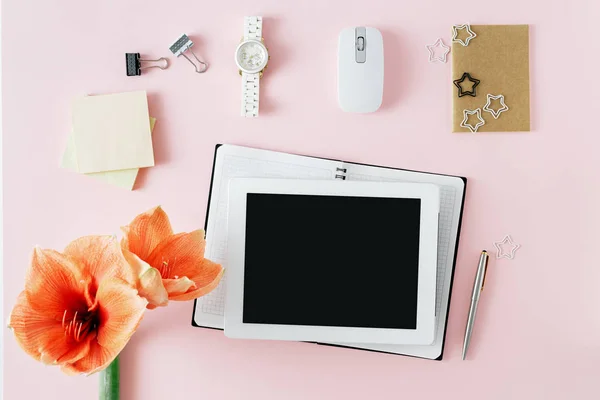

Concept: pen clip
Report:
left=480, top=253, right=489, bottom=291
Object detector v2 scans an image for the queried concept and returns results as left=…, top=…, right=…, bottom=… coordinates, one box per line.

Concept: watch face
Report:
left=236, top=40, right=268, bottom=73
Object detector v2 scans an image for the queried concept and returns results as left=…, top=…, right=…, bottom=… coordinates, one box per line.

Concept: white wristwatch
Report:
left=235, top=16, right=270, bottom=117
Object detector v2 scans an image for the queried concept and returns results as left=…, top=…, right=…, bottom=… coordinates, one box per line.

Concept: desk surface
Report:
left=3, top=0, right=599, bottom=399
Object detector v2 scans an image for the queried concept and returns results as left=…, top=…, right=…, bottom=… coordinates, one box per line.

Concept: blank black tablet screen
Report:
left=243, top=193, right=421, bottom=329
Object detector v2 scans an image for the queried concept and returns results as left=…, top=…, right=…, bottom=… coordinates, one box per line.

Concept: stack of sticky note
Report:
left=61, top=90, right=156, bottom=190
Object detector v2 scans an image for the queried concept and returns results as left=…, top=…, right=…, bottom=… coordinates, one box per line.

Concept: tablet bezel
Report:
left=224, top=178, right=439, bottom=345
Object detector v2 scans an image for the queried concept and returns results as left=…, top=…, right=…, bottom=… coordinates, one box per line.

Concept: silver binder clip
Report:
left=169, top=34, right=208, bottom=73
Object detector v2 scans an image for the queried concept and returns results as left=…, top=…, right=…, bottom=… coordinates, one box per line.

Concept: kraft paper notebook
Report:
left=61, top=118, right=156, bottom=190
left=452, top=24, right=530, bottom=132
left=191, top=144, right=467, bottom=360
left=71, top=91, right=155, bottom=172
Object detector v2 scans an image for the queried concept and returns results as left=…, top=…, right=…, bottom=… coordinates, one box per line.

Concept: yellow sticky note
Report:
left=62, top=118, right=156, bottom=190
left=71, top=91, right=155, bottom=172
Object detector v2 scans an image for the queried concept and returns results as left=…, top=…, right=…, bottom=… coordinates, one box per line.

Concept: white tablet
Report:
left=224, top=179, right=439, bottom=345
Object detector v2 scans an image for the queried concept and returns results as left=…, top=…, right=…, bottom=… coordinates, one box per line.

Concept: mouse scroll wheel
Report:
left=356, top=36, right=365, bottom=51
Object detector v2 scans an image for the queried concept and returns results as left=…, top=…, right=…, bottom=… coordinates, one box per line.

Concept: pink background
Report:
left=3, top=0, right=599, bottom=399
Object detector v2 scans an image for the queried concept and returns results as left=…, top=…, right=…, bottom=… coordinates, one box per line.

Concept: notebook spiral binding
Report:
left=335, top=167, right=347, bottom=180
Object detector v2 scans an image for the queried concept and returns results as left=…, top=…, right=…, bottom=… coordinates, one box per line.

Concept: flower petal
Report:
left=64, top=235, right=135, bottom=288
left=162, top=277, right=196, bottom=296
left=43, top=334, right=93, bottom=367
left=60, top=341, right=114, bottom=376
left=122, top=249, right=169, bottom=308
left=168, top=261, right=224, bottom=301
left=25, top=247, right=87, bottom=320
left=63, top=278, right=146, bottom=375
left=9, top=292, right=91, bottom=366
left=9, top=292, right=45, bottom=361
left=121, top=206, right=173, bottom=260
left=95, top=278, right=147, bottom=354
left=145, top=230, right=207, bottom=278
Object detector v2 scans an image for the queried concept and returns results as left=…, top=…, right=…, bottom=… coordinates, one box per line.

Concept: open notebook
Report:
left=192, top=144, right=467, bottom=360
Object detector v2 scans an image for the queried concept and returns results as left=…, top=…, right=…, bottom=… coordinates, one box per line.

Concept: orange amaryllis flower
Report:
left=121, top=206, right=223, bottom=309
left=8, top=236, right=147, bottom=375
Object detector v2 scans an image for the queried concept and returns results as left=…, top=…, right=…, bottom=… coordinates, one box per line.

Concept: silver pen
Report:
left=462, top=250, right=489, bottom=360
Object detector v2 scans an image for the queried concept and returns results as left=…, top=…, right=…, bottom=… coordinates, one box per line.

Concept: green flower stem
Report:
left=99, top=356, right=119, bottom=400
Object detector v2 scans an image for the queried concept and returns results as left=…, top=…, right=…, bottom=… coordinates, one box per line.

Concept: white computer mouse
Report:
left=337, top=27, right=384, bottom=113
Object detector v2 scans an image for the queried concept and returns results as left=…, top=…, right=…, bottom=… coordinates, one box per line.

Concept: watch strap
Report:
left=244, top=16, right=263, bottom=41
left=241, top=16, right=262, bottom=117
left=241, top=72, right=260, bottom=117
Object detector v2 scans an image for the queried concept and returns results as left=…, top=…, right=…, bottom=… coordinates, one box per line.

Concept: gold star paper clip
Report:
left=460, top=108, right=485, bottom=133
left=494, top=235, right=521, bottom=260
left=452, top=24, right=477, bottom=47
left=483, top=94, right=509, bottom=119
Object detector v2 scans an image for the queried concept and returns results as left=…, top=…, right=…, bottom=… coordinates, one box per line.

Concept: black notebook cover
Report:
left=192, top=144, right=467, bottom=361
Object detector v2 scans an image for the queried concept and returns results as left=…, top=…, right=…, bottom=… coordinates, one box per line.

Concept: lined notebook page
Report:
left=193, top=145, right=341, bottom=328
left=324, top=163, right=465, bottom=359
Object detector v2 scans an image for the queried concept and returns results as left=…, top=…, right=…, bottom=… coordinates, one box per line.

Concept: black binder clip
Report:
left=126, top=53, right=168, bottom=76
left=169, top=34, right=208, bottom=73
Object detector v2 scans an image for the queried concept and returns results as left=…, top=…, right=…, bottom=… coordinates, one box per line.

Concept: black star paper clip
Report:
left=453, top=72, right=480, bottom=98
